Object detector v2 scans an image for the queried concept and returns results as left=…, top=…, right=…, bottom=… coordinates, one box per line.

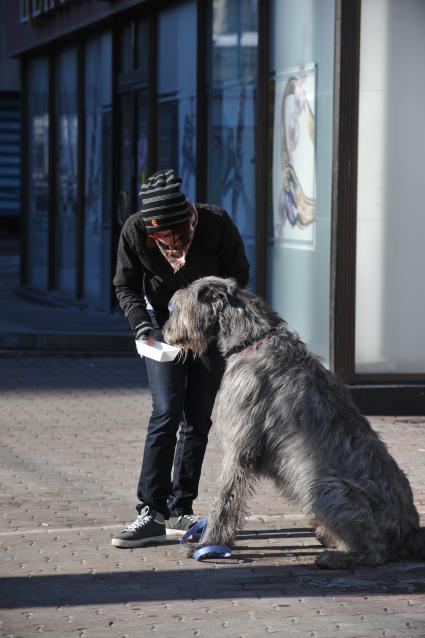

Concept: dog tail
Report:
left=404, top=527, right=425, bottom=558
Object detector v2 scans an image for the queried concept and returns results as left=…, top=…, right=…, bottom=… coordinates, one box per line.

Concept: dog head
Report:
left=163, top=277, right=242, bottom=356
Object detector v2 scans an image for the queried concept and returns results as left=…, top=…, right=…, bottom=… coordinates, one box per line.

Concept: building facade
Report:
left=7, top=0, right=425, bottom=414
left=0, top=2, right=20, bottom=232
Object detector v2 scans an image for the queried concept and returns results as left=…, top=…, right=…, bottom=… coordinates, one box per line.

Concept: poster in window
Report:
left=272, top=64, right=317, bottom=249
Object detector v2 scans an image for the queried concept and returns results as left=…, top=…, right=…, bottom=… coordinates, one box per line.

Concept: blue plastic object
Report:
left=193, top=545, right=232, bottom=560
left=180, top=517, right=208, bottom=544
left=180, top=517, right=232, bottom=560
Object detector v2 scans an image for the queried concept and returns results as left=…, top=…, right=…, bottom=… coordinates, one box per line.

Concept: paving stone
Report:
left=1, top=357, right=425, bottom=637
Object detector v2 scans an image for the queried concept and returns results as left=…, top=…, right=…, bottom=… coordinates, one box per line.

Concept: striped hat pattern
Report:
left=139, top=169, right=191, bottom=233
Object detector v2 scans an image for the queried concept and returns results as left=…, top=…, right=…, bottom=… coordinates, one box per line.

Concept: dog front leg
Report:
left=201, top=453, right=254, bottom=547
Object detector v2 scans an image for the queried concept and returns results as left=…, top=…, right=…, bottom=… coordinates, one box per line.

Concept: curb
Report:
left=0, top=350, right=136, bottom=359
left=0, top=332, right=134, bottom=353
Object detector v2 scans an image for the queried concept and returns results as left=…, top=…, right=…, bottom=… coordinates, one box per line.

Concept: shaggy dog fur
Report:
left=163, top=276, right=425, bottom=568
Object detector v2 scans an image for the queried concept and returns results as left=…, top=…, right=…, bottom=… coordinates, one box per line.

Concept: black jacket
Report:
left=113, top=203, right=250, bottom=334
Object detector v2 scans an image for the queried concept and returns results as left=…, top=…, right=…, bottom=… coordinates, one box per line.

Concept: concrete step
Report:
left=0, top=331, right=135, bottom=353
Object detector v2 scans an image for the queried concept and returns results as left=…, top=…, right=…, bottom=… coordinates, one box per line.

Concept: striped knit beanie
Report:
left=139, top=169, right=191, bottom=233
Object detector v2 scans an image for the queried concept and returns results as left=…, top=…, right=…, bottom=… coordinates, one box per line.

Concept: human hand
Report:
left=147, top=328, right=163, bottom=345
left=135, top=327, right=163, bottom=358
left=135, top=324, right=151, bottom=358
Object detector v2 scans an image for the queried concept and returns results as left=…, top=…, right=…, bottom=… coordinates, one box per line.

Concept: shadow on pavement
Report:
left=237, top=528, right=316, bottom=540
left=2, top=562, right=425, bottom=608
left=0, top=356, right=149, bottom=392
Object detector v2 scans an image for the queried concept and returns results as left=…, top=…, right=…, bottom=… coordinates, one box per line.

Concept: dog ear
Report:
left=198, top=279, right=240, bottom=310
left=223, top=278, right=239, bottom=296
left=198, top=285, right=227, bottom=305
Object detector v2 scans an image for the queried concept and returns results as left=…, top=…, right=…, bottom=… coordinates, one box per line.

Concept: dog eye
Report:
left=168, top=303, right=176, bottom=315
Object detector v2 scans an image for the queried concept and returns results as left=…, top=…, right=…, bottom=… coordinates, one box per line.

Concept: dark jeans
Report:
left=137, top=345, right=225, bottom=518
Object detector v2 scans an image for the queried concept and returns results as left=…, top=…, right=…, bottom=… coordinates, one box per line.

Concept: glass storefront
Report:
left=17, top=0, right=424, bottom=412
left=84, top=32, right=112, bottom=307
left=25, top=1, right=329, bottom=320
left=27, top=57, right=49, bottom=289
left=157, top=1, right=197, bottom=201
left=355, top=0, right=425, bottom=373
left=207, top=0, right=257, bottom=289
left=267, top=0, right=335, bottom=364
left=55, top=47, right=78, bottom=295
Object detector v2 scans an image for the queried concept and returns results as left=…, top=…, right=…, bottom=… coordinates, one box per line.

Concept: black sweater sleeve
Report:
left=113, top=219, right=152, bottom=336
left=217, top=210, right=250, bottom=288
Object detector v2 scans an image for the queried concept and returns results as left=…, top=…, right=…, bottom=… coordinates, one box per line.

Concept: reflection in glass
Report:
left=208, top=0, right=257, bottom=289
left=136, top=20, right=149, bottom=77
left=55, top=47, right=78, bottom=295
left=137, top=89, right=149, bottom=190
left=84, top=32, right=112, bottom=307
left=157, top=1, right=197, bottom=200
left=211, top=0, right=258, bottom=83
left=119, top=24, right=133, bottom=74
left=118, top=93, right=134, bottom=226
left=27, top=57, right=49, bottom=289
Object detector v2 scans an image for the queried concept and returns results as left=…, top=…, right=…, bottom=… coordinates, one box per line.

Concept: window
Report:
left=27, top=57, right=49, bottom=289
left=84, top=32, right=112, bottom=307
left=55, top=47, right=78, bottom=296
left=117, top=19, right=149, bottom=226
left=207, top=0, right=258, bottom=289
left=157, top=1, right=197, bottom=200
left=355, top=0, right=425, bottom=373
left=267, top=0, right=335, bottom=364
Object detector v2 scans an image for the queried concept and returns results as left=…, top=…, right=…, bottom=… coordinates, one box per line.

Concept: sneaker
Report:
left=111, top=505, right=166, bottom=548
left=166, top=513, right=200, bottom=539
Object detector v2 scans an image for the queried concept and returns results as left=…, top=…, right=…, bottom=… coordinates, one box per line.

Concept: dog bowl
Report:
left=135, top=339, right=180, bottom=362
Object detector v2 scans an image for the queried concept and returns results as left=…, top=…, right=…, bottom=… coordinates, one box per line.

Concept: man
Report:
left=111, top=169, right=249, bottom=548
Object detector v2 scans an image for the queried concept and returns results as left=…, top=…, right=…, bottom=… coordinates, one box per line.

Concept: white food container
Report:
left=135, top=339, right=180, bottom=362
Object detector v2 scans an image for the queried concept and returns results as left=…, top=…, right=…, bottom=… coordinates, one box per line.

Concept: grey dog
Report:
left=163, top=276, right=425, bottom=568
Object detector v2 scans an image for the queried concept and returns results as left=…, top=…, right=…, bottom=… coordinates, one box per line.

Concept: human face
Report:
left=154, top=223, right=191, bottom=257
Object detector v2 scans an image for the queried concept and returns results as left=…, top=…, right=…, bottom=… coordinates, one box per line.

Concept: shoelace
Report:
left=183, top=513, right=199, bottom=525
left=127, top=506, right=153, bottom=532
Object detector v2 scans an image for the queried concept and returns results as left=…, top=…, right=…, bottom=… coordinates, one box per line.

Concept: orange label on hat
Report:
left=152, top=219, right=158, bottom=226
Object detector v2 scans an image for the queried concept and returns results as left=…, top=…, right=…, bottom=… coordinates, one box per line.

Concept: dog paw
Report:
left=315, top=550, right=359, bottom=570
left=315, top=551, right=337, bottom=569
left=179, top=541, right=198, bottom=559
left=315, top=531, right=339, bottom=549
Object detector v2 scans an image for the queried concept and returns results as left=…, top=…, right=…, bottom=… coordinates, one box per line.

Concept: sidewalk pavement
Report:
left=0, top=233, right=133, bottom=355
left=1, top=356, right=425, bottom=637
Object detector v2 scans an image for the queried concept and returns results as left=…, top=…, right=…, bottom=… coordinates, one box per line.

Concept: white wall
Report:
left=356, top=0, right=425, bottom=373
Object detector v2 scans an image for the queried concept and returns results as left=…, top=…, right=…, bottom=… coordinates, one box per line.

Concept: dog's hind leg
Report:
left=201, top=450, right=255, bottom=547
left=312, top=521, right=340, bottom=549
left=310, top=480, right=388, bottom=569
